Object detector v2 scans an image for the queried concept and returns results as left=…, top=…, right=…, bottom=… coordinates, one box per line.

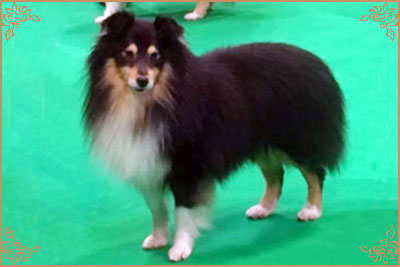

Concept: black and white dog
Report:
left=85, top=12, right=345, bottom=261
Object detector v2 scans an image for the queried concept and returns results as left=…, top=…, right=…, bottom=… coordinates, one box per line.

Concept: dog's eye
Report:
left=149, top=52, right=160, bottom=63
left=123, top=50, right=135, bottom=58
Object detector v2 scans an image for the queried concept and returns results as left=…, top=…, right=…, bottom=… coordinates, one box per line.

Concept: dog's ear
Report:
left=101, top=11, right=135, bottom=37
left=154, top=16, right=184, bottom=42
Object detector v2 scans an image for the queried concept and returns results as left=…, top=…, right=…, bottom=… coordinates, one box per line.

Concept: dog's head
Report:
left=97, top=11, right=184, bottom=94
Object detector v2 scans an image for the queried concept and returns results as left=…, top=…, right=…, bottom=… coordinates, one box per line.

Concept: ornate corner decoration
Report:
left=2, top=2, right=41, bottom=41
left=1, top=226, right=40, bottom=265
left=360, top=225, right=399, bottom=265
left=360, top=1, right=399, bottom=42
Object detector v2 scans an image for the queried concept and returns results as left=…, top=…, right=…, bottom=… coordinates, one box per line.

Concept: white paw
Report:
left=95, top=15, right=107, bottom=24
left=246, top=204, right=275, bottom=220
left=168, top=244, right=192, bottom=262
left=184, top=12, right=203, bottom=21
left=297, top=204, right=321, bottom=222
left=142, top=234, right=167, bottom=250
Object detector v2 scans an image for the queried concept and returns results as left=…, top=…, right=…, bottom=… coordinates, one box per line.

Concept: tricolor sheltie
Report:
left=85, top=11, right=345, bottom=262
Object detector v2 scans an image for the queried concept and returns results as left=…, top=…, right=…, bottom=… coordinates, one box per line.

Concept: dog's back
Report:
left=168, top=43, right=344, bottom=178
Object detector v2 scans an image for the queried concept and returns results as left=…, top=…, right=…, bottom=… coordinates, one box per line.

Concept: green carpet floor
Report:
left=2, top=2, right=398, bottom=265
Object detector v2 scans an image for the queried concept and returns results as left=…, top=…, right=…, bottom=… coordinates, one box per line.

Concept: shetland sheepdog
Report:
left=85, top=11, right=345, bottom=262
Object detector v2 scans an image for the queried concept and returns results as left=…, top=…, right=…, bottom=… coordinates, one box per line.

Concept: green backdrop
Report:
left=2, top=2, right=398, bottom=265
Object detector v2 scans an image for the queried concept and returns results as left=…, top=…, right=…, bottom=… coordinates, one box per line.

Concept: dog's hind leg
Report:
left=246, top=158, right=284, bottom=220
left=297, top=167, right=325, bottom=221
left=184, top=2, right=212, bottom=21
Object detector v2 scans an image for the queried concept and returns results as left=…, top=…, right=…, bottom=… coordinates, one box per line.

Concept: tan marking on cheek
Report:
left=147, top=45, right=158, bottom=55
left=104, top=59, right=131, bottom=109
left=126, top=43, right=138, bottom=53
left=121, top=66, right=139, bottom=80
left=103, top=59, right=147, bottom=130
left=104, top=59, right=126, bottom=93
left=103, top=60, right=174, bottom=130
left=150, top=64, right=174, bottom=111
left=147, top=68, right=159, bottom=83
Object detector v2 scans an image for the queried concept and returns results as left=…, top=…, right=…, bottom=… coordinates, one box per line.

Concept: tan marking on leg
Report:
left=184, top=2, right=211, bottom=20
left=259, top=167, right=284, bottom=209
left=193, top=2, right=211, bottom=17
left=297, top=169, right=322, bottom=221
left=301, top=169, right=322, bottom=208
left=247, top=153, right=284, bottom=219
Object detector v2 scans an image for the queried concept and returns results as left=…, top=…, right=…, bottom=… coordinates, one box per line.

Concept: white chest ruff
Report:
left=92, top=106, right=169, bottom=189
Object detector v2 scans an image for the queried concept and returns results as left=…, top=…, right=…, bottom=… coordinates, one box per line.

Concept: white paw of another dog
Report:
left=246, top=204, right=275, bottom=219
left=184, top=12, right=203, bottom=21
left=95, top=15, right=108, bottom=24
left=297, top=204, right=321, bottom=222
left=168, top=244, right=192, bottom=262
left=142, top=234, right=167, bottom=250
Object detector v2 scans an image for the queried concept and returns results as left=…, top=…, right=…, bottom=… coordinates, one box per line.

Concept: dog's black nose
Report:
left=137, top=77, right=148, bottom=88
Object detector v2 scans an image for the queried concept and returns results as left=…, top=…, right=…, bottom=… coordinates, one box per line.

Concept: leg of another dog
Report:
left=297, top=168, right=324, bottom=221
left=141, top=185, right=169, bottom=249
left=168, top=180, right=215, bottom=262
left=246, top=162, right=284, bottom=219
left=184, top=2, right=211, bottom=21
left=95, top=2, right=125, bottom=24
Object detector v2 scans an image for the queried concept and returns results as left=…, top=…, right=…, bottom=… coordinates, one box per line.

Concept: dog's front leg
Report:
left=141, top=185, right=169, bottom=250
left=168, top=179, right=215, bottom=261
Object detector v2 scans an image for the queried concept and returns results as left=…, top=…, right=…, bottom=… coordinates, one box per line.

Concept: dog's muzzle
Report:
left=128, top=77, right=154, bottom=93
